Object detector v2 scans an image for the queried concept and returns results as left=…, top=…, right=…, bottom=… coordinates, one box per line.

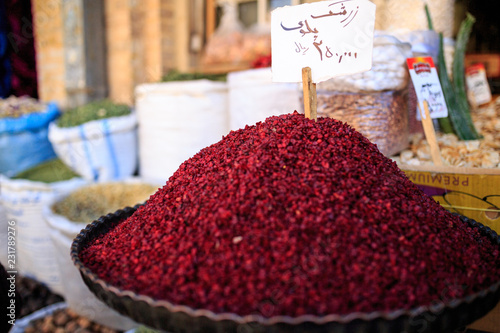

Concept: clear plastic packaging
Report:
left=316, top=34, right=412, bottom=157
left=317, top=89, right=408, bottom=157
left=202, top=2, right=270, bottom=67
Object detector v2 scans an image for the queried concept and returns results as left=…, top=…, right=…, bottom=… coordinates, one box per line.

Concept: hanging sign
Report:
left=407, top=56, right=448, bottom=120
left=271, top=0, right=376, bottom=83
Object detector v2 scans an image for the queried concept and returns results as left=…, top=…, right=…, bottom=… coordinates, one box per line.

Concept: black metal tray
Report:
left=71, top=206, right=500, bottom=333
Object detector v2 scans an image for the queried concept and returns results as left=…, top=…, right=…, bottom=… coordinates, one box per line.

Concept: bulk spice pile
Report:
left=52, top=182, right=158, bottom=222
left=80, top=113, right=500, bottom=317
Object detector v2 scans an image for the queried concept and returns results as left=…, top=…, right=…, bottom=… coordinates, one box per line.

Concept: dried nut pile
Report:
left=81, top=112, right=500, bottom=318
left=317, top=89, right=408, bottom=157
left=0, top=95, right=47, bottom=118
left=24, top=308, right=121, bottom=333
left=392, top=97, right=500, bottom=168
left=52, top=182, right=158, bottom=222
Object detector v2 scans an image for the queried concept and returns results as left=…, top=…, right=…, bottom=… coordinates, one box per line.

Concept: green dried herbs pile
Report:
left=161, top=70, right=227, bottom=82
left=56, top=99, right=131, bottom=128
left=13, top=159, right=79, bottom=183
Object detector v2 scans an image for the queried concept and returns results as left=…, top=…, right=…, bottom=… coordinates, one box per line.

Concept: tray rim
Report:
left=70, top=205, right=500, bottom=329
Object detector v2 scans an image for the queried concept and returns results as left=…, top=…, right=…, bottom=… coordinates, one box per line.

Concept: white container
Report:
left=48, top=112, right=138, bottom=182
left=135, top=80, right=229, bottom=184
left=228, top=67, right=301, bottom=131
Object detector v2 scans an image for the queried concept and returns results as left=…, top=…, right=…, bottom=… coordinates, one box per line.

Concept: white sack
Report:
left=0, top=175, right=86, bottom=294
left=228, top=67, right=301, bottom=131
left=48, top=113, right=138, bottom=182
left=136, top=80, right=229, bottom=184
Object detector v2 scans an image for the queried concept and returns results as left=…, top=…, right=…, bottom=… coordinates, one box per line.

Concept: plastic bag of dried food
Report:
left=203, top=1, right=245, bottom=65
left=317, top=34, right=412, bottom=92
left=202, top=1, right=271, bottom=66
left=317, top=90, right=408, bottom=157
left=316, top=33, right=412, bottom=157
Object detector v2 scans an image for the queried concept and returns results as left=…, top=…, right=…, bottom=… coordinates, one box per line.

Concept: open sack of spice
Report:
left=48, top=99, right=138, bottom=182
left=75, top=113, right=500, bottom=332
left=43, top=179, right=159, bottom=331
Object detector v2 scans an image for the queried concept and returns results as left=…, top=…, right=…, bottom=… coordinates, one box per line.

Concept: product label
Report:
left=271, top=0, right=376, bottom=83
left=407, top=56, right=448, bottom=120
left=466, top=63, right=492, bottom=106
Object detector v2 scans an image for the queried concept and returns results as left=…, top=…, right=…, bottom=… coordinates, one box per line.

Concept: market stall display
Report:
left=0, top=96, right=59, bottom=177
left=73, top=113, right=500, bottom=333
left=392, top=97, right=500, bottom=233
left=0, top=0, right=497, bottom=332
left=48, top=99, right=138, bottom=182
left=393, top=97, right=500, bottom=168
left=392, top=11, right=500, bottom=236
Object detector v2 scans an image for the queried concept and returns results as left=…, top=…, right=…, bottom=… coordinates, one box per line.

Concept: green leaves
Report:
left=433, top=10, right=481, bottom=140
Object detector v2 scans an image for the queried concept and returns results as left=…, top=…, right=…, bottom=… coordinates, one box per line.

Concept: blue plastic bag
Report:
left=0, top=102, right=60, bottom=177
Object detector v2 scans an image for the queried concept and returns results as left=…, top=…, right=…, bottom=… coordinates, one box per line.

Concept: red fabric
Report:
left=5, top=0, right=37, bottom=98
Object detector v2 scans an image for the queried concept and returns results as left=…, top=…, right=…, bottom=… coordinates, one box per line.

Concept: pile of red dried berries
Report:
left=80, top=112, right=500, bottom=318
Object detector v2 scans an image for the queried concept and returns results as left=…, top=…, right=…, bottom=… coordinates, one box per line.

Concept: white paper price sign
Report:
left=271, top=0, right=376, bottom=83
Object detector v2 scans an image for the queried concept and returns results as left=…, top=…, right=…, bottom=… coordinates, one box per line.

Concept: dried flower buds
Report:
left=81, top=112, right=500, bottom=318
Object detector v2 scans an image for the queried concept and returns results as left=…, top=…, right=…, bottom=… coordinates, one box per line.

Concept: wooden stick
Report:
left=418, top=100, right=443, bottom=166
left=206, top=0, right=216, bottom=41
left=302, top=67, right=317, bottom=121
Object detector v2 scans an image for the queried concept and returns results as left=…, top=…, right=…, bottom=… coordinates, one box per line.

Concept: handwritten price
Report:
left=271, top=0, right=375, bottom=83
